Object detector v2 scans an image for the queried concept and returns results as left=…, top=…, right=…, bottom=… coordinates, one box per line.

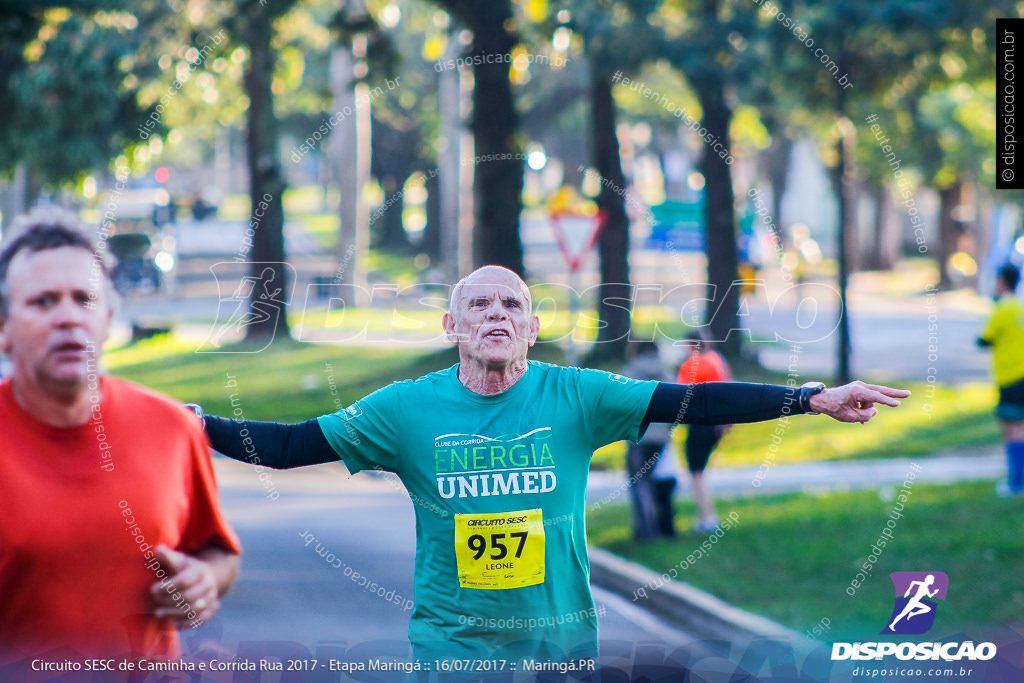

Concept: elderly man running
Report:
left=195, top=265, right=907, bottom=666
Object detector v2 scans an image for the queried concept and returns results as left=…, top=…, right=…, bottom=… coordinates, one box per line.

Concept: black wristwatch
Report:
left=799, top=381, right=826, bottom=415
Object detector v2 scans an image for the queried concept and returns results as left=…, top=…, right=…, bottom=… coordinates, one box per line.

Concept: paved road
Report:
left=750, top=279, right=993, bottom=384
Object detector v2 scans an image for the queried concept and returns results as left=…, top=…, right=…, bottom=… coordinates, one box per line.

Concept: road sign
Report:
left=646, top=200, right=761, bottom=263
left=646, top=201, right=704, bottom=252
left=551, top=211, right=605, bottom=272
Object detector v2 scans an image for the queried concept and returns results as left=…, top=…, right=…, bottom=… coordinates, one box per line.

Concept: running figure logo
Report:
left=881, top=571, right=949, bottom=635
left=197, top=262, right=295, bottom=353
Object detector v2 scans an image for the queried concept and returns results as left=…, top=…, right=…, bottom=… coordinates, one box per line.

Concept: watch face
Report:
left=801, top=381, right=825, bottom=392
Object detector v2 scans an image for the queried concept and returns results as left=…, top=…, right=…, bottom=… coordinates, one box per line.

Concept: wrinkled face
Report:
left=443, top=267, right=540, bottom=368
left=0, top=247, right=111, bottom=394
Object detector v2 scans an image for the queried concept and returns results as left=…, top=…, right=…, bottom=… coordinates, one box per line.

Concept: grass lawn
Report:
left=586, top=482, right=1024, bottom=640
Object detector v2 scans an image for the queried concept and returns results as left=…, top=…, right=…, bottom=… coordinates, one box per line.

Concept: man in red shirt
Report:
left=0, top=210, right=241, bottom=665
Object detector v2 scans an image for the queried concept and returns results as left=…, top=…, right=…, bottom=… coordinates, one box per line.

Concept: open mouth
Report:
left=485, top=329, right=511, bottom=339
left=50, top=340, right=88, bottom=358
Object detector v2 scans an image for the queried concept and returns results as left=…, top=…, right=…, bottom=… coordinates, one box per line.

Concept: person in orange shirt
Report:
left=677, top=330, right=732, bottom=533
left=0, top=210, right=240, bottom=667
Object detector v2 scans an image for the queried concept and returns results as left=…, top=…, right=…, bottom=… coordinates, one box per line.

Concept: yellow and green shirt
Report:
left=981, top=295, right=1024, bottom=387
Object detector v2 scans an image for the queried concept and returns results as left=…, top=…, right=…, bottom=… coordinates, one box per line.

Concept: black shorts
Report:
left=998, top=377, right=1024, bottom=422
left=685, top=424, right=722, bottom=473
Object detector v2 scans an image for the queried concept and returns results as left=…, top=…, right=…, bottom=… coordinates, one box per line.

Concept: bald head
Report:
left=442, top=266, right=540, bottom=382
left=449, top=265, right=533, bottom=314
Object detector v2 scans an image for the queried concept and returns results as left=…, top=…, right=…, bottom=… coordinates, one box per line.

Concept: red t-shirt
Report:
left=0, top=376, right=240, bottom=663
left=677, top=350, right=730, bottom=385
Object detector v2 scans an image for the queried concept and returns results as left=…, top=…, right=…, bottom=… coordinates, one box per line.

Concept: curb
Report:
left=588, top=545, right=803, bottom=646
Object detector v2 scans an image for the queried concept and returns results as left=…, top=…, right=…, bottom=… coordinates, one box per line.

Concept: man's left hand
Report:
left=809, top=381, right=910, bottom=423
left=151, top=545, right=220, bottom=628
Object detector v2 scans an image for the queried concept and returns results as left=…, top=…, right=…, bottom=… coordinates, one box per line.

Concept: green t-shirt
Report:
left=317, top=361, right=657, bottom=663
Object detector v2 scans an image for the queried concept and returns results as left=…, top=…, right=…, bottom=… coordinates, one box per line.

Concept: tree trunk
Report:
left=379, top=181, right=411, bottom=251
left=437, top=37, right=463, bottom=281
left=467, top=2, right=524, bottom=274
left=587, top=72, right=631, bottom=363
left=332, top=46, right=359, bottom=287
left=423, top=170, right=441, bottom=261
left=695, top=78, right=741, bottom=359
left=937, top=180, right=962, bottom=291
left=767, top=134, right=791, bottom=240
left=23, top=166, right=42, bottom=213
left=866, top=180, right=899, bottom=271
left=829, top=82, right=855, bottom=385
left=973, top=182, right=991, bottom=295
left=243, top=9, right=289, bottom=343
left=863, top=181, right=882, bottom=271
left=373, top=172, right=413, bottom=251
left=0, top=164, right=28, bottom=231
left=370, top=115, right=416, bottom=252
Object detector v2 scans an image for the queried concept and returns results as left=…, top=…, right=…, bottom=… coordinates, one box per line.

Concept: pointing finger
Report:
left=862, top=384, right=911, bottom=399
left=858, top=388, right=903, bottom=408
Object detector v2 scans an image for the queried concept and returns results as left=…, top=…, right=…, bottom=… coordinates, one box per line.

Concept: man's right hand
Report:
left=151, top=545, right=225, bottom=628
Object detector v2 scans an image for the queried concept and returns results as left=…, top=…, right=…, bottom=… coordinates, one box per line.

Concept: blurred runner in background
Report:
left=677, top=330, right=732, bottom=533
left=621, top=341, right=673, bottom=540
left=978, top=263, right=1024, bottom=497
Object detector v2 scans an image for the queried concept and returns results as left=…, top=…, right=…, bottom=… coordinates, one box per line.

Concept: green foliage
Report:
left=560, top=0, right=664, bottom=80
left=847, top=2, right=1012, bottom=191
left=2, top=7, right=152, bottom=187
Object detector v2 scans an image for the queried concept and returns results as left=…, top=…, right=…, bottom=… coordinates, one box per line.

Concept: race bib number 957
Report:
left=454, top=509, right=544, bottom=590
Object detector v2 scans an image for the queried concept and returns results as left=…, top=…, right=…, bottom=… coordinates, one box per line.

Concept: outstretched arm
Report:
left=643, top=380, right=908, bottom=426
left=203, top=413, right=341, bottom=469
left=643, top=381, right=803, bottom=426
